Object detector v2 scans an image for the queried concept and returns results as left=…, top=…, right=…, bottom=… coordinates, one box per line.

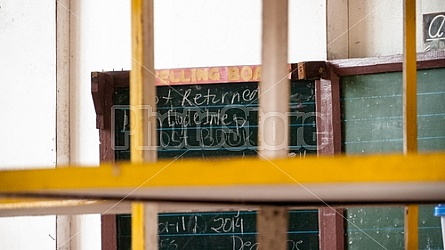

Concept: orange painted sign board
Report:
left=155, top=65, right=294, bottom=86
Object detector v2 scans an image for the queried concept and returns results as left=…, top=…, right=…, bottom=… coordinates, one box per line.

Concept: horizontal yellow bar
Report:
left=0, top=153, right=444, bottom=193
left=0, top=198, right=132, bottom=217
left=0, top=199, right=98, bottom=209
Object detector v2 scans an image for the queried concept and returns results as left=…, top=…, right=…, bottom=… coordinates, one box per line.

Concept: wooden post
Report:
left=403, top=0, right=418, bottom=249
left=315, top=77, right=342, bottom=155
left=315, top=76, right=344, bottom=250
left=319, top=207, right=345, bottom=250
left=259, top=0, right=289, bottom=159
left=56, top=0, right=72, bottom=249
left=258, top=0, right=289, bottom=249
left=131, top=0, right=158, bottom=250
left=403, top=0, right=417, bottom=154
left=257, top=206, right=289, bottom=250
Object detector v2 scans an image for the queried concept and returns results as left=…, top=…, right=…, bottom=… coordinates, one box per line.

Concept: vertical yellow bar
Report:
left=132, top=202, right=158, bottom=250
left=132, top=202, right=145, bottom=250
left=403, top=0, right=418, bottom=249
left=131, top=0, right=157, bottom=163
left=405, top=205, right=419, bottom=250
left=131, top=0, right=144, bottom=163
left=131, top=0, right=157, bottom=249
left=131, top=1, right=145, bottom=249
left=403, top=0, right=417, bottom=154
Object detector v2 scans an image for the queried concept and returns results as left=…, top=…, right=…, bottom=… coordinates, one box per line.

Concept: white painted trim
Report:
left=56, top=0, right=72, bottom=249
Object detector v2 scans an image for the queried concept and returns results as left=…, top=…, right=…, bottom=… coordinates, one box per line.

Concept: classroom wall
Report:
left=348, top=0, right=405, bottom=57
left=0, top=1, right=326, bottom=249
left=2, top=0, right=442, bottom=249
left=154, top=0, right=326, bottom=68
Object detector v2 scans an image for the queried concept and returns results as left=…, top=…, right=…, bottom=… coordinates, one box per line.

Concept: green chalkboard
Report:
left=341, top=68, right=445, bottom=153
left=114, top=81, right=317, bottom=159
left=117, top=211, right=318, bottom=250
left=341, top=68, right=445, bottom=250
left=345, top=205, right=443, bottom=250
left=113, top=80, right=319, bottom=250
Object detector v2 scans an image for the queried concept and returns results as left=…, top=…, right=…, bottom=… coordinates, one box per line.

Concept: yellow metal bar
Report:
left=131, top=0, right=157, bottom=248
left=403, top=0, right=418, bottom=249
left=0, top=198, right=94, bottom=208
left=0, top=199, right=131, bottom=217
left=131, top=203, right=158, bottom=250
left=132, top=202, right=145, bottom=250
left=131, top=0, right=157, bottom=163
left=131, top=1, right=144, bottom=248
left=0, top=153, right=444, bottom=192
left=131, top=0, right=142, bottom=163
left=405, top=204, right=419, bottom=250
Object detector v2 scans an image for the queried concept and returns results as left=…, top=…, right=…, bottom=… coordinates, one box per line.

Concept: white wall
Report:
left=329, top=0, right=445, bottom=59
left=154, top=0, right=326, bottom=68
left=0, top=0, right=56, bottom=249
left=348, top=0, right=404, bottom=57
left=289, top=0, right=326, bottom=62
left=68, top=1, right=131, bottom=248
left=0, top=0, right=56, bottom=169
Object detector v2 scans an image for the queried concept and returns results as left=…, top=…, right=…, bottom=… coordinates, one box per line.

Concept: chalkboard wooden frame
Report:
left=306, top=50, right=445, bottom=250
left=92, top=64, right=315, bottom=250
